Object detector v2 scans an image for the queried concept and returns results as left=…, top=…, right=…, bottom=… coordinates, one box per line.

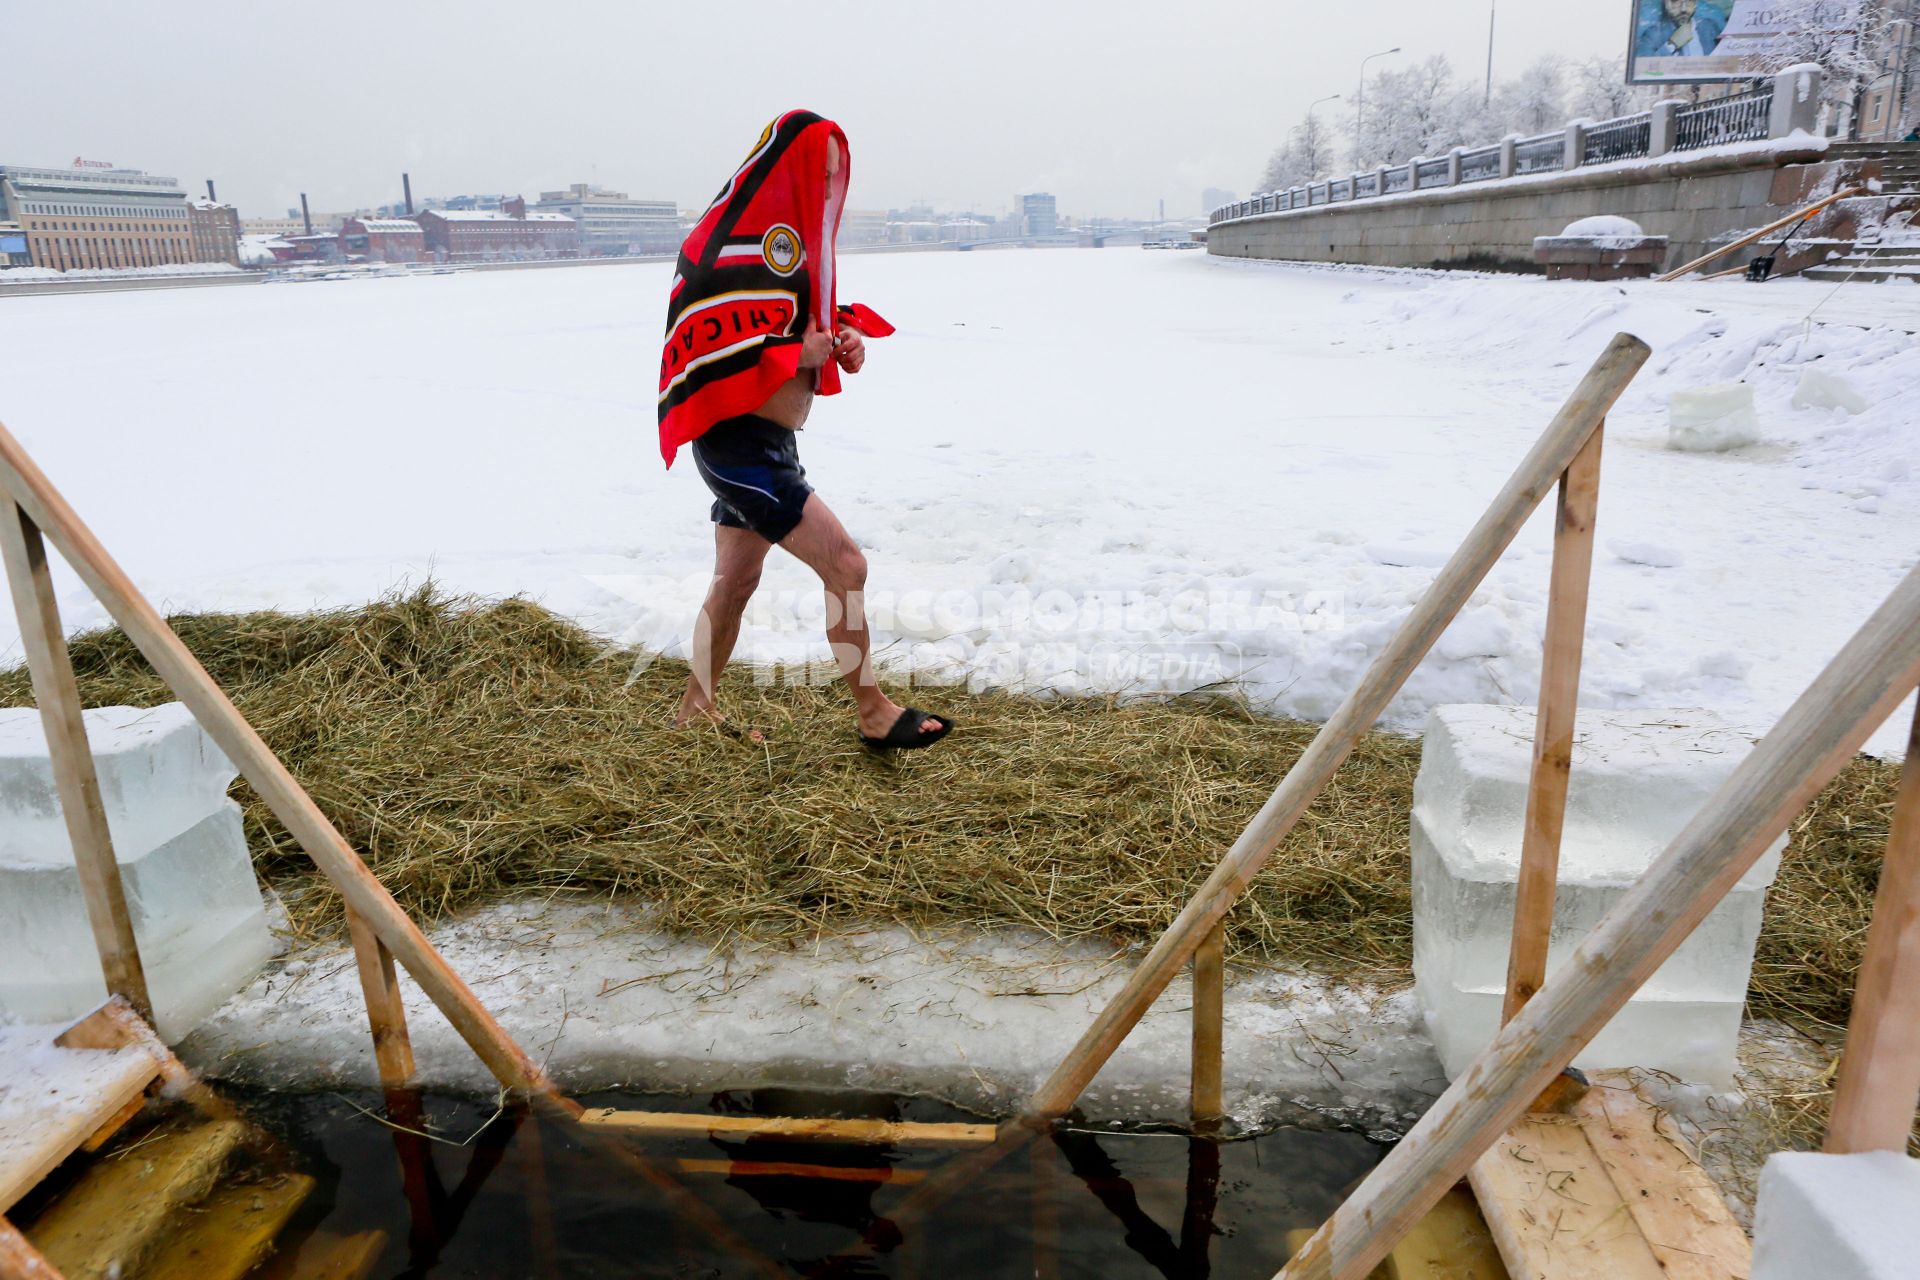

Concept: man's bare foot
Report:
left=674, top=704, right=766, bottom=743
left=857, top=698, right=943, bottom=741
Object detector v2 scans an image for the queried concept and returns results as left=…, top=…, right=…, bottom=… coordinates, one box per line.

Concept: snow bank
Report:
left=0, top=262, right=245, bottom=282
left=0, top=251, right=1912, bottom=755
left=180, top=899, right=1447, bottom=1134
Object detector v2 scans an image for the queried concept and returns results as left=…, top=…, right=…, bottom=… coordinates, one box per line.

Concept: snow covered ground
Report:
left=0, top=250, right=1913, bottom=752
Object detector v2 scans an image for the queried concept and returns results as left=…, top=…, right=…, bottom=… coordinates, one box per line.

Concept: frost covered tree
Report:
left=1757, top=0, right=1887, bottom=117
left=1350, top=55, right=1479, bottom=167
left=1566, top=56, right=1657, bottom=122
left=1258, top=110, right=1339, bottom=191
left=1493, top=56, right=1568, bottom=133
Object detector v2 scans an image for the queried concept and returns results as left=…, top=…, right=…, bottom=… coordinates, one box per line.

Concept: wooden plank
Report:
left=1503, top=423, right=1604, bottom=1022
left=1386, top=1185, right=1509, bottom=1280
left=144, top=1171, right=315, bottom=1280
left=0, top=500, right=151, bottom=1024
left=252, top=1230, right=387, bottom=1280
left=28, top=1118, right=247, bottom=1279
left=55, top=997, right=234, bottom=1122
left=344, top=905, right=415, bottom=1093
left=578, top=1110, right=997, bottom=1148
left=0, top=1024, right=160, bottom=1214
left=1276, top=561, right=1920, bottom=1280
left=77, top=1095, right=147, bottom=1156
left=0, top=1217, right=64, bottom=1280
left=1026, top=335, right=1652, bottom=1121
left=1191, top=922, right=1225, bottom=1125
left=1575, top=1077, right=1750, bottom=1280
left=1469, top=1115, right=1664, bottom=1280
left=0, top=420, right=560, bottom=1105
left=674, top=1158, right=927, bottom=1185
left=1826, top=695, right=1920, bottom=1154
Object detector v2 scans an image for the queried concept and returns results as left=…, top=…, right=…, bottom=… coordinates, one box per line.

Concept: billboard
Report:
left=1627, top=0, right=1849, bottom=84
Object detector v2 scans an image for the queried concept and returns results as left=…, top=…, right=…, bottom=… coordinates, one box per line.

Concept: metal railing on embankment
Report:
left=1215, top=71, right=1807, bottom=226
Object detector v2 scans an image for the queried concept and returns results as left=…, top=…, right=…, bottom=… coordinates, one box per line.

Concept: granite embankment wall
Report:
left=1207, top=143, right=1850, bottom=274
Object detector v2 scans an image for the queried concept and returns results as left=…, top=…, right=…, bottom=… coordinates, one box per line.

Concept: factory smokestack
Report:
left=206, top=180, right=217, bottom=202
left=403, top=173, right=414, bottom=216
left=300, top=193, right=312, bottom=236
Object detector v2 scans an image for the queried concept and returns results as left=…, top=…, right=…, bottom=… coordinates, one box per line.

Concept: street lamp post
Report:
left=1485, top=0, right=1497, bottom=105
left=1303, top=94, right=1341, bottom=179
left=1356, top=46, right=1403, bottom=147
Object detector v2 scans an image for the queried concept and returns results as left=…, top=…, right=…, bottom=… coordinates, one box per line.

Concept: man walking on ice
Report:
left=659, top=110, right=952, bottom=751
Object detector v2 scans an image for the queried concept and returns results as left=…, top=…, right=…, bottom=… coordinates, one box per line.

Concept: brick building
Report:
left=0, top=161, right=192, bottom=271
left=187, top=199, right=241, bottom=266
left=339, top=217, right=427, bottom=263
left=413, top=197, right=579, bottom=261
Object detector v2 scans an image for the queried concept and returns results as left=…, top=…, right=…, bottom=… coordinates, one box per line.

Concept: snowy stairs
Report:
left=1826, top=141, right=1920, bottom=194
left=18, top=1113, right=321, bottom=1280
left=1802, top=241, right=1920, bottom=283
left=0, top=1008, right=333, bottom=1280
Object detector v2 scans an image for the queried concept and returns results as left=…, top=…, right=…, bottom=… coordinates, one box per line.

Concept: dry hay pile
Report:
left=0, top=588, right=1898, bottom=1039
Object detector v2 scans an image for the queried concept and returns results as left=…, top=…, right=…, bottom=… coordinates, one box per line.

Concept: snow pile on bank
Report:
left=180, top=899, right=1447, bottom=1134
left=0, top=251, right=1912, bottom=753
left=0, top=262, right=246, bottom=282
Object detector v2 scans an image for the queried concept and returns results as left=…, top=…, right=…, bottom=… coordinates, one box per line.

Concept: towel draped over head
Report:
left=657, top=109, right=892, bottom=468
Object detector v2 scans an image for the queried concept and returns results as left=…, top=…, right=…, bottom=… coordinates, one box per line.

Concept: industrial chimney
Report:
left=206, top=180, right=217, bottom=202
left=300, top=193, right=313, bottom=236
left=403, top=172, right=414, bottom=215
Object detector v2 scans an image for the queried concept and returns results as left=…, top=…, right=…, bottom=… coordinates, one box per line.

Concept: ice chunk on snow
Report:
left=1753, top=1151, right=1920, bottom=1280
left=1791, top=367, right=1870, bottom=416
left=1610, top=539, right=1684, bottom=568
left=1668, top=384, right=1760, bottom=453
left=0, top=704, right=273, bottom=1043
left=1410, top=704, right=1782, bottom=1085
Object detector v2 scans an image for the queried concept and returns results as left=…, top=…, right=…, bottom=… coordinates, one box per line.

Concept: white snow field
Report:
left=0, top=250, right=1914, bottom=752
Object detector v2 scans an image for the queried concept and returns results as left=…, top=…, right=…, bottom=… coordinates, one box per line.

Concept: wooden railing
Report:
left=1279, top=565, right=1920, bottom=1280
left=1029, top=332, right=1651, bottom=1122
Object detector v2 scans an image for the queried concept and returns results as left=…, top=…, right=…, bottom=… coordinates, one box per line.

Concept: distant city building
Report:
left=532, top=184, right=681, bottom=255
left=0, top=162, right=191, bottom=271
left=242, top=216, right=309, bottom=238
left=339, top=217, right=427, bottom=263
left=436, top=194, right=505, bottom=213
left=1019, top=192, right=1058, bottom=237
left=413, top=196, right=578, bottom=261
left=839, top=209, right=889, bottom=247
left=267, top=233, right=341, bottom=264
left=0, top=220, right=28, bottom=267
left=187, top=199, right=241, bottom=266
left=1201, top=187, right=1236, bottom=214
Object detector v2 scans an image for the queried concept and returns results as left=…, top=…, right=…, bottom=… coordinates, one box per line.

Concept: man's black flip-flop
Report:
left=861, top=708, right=953, bottom=751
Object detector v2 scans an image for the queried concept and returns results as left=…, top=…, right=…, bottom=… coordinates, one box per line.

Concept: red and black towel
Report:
left=656, top=109, right=892, bottom=467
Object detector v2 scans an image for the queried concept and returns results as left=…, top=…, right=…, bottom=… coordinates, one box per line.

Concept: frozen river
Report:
left=1, top=249, right=1914, bottom=752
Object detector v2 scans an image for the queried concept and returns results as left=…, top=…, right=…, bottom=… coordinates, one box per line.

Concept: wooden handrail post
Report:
left=1276, top=563, right=1920, bottom=1280
left=345, top=903, right=417, bottom=1094
left=1825, top=693, right=1920, bottom=1154
left=0, top=420, right=556, bottom=1102
left=1191, top=922, right=1225, bottom=1126
left=1025, top=334, right=1650, bottom=1120
left=0, top=498, right=153, bottom=1026
left=1502, top=423, right=1604, bottom=1023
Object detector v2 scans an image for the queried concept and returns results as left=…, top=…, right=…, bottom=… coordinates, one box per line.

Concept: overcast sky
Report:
left=17, top=1, right=1634, bottom=220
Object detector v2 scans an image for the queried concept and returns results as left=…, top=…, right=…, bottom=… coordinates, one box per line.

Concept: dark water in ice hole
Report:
left=224, top=1087, right=1388, bottom=1278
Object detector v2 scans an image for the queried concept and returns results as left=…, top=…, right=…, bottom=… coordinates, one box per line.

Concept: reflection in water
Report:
left=240, top=1088, right=1384, bottom=1278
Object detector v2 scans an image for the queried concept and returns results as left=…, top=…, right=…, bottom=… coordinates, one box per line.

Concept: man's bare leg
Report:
left=780, top=494, right=942, bottom=740
left=675, top=523, right=773, bottom=731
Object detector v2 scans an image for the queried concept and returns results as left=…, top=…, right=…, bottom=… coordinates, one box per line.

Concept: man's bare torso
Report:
left=757, top=372, right=815, bottom=429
